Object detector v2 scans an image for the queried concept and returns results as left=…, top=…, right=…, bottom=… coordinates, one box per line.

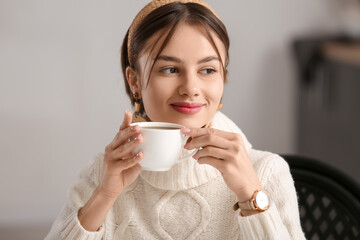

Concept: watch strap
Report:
left=237, top=199, right=256, bottom=210
left=233, top=189, right=269, bottom=212
left=240, top=209, right=260, bottom=217
left=233, top=190, right=259, bottom=211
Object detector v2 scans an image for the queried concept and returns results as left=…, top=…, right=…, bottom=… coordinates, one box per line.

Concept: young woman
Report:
left=46, top=1, right=306, bottom=239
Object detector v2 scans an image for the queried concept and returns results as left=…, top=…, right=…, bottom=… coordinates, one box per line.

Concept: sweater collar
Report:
left=139, top=111, right=252, bottom=191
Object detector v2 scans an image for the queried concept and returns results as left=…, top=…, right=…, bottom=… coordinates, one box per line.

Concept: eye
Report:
left=161, top=67, right=178, bottom=74
left=200, top=68, right=216, bottom=75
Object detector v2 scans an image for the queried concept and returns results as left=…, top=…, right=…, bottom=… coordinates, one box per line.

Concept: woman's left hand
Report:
left=181, top=127, right=262, bottom=202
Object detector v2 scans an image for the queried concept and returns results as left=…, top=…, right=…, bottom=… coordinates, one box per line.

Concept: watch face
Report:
left=255, top=191, right=269, bottom=210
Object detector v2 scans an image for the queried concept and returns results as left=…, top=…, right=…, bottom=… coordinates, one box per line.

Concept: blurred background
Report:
left=0, top=0, right=359, bottom=239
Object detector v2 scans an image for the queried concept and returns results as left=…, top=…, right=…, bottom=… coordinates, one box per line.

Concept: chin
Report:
left=173, top=119, right=207, bottom=128
left=150, top=112, right=210, bottom=128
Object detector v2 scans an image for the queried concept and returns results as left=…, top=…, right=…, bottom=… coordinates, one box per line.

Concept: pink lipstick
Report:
left=171, top=102, right=204, bottom=114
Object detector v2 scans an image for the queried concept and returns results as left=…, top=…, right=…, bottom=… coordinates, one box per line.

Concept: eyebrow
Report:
left=156, top=55, right=220, bottom=64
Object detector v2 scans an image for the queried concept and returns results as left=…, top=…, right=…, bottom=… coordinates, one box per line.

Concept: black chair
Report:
left=281, top=155, right=360, bottom=240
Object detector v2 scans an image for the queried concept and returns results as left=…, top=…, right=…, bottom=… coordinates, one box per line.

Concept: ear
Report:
left=126, top=66, right=141, bottom=95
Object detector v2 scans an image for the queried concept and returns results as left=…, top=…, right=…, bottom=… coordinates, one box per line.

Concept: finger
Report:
left=184, top=134, right=230, bottom=150
left=197, top=156, right=224, bottom=172
left=122, top=163, right=142, bottom=179
left=181, top=127, right=237, bottom=140
left=120, top=110, right=133, bottom=131
left=111, top=134, right=143, bottom=160
left=114, top=151, right=143, bottom=171
left=106, top=110, right=134, bottom=151
left=107, top=125, right=141, bottom=152
left=121, top=152, right=135, bottom=160
left=193, top=146, right=232, bottom=161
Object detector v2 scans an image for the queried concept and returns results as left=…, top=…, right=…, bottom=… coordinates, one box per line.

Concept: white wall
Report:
left=0, top=0, right=344, bottom=226
left=220, top=0, right=342, bottom=153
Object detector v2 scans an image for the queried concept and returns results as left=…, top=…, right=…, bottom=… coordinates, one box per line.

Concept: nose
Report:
left=178, top=71, right=200, bottom=97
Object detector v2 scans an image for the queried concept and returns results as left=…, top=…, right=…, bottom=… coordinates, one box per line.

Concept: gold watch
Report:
left=233, top=190, right=270, bottom=213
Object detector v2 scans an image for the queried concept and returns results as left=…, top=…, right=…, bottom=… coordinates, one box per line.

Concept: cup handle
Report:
left=177, top=148, right=199, bottom=163
left=177, top=135, right=199, bottom=162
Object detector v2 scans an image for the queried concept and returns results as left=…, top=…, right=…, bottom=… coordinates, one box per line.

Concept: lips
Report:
left=171, top=102, right=204, bottom=114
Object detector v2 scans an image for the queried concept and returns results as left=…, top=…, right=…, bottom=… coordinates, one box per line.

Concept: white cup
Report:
left=130, top=122, right=198, bottom=171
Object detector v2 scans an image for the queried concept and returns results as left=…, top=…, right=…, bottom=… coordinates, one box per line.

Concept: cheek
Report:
left=142, top=90, right=161, bottom=106
left=141, top=83, right=170, bottom=109
left=207, top=81, right=224, bottom=102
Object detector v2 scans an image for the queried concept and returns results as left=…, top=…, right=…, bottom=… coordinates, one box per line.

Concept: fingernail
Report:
left=181, top=128, right=190, bottom=133
left=135, top=134, right=142, bottom=142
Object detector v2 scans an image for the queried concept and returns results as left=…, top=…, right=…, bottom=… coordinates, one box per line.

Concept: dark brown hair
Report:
left=121, top=2, right=230, bottom=117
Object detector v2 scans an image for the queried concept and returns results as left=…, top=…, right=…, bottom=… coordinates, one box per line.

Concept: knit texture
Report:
left=45, top=111, right=306, bottom=240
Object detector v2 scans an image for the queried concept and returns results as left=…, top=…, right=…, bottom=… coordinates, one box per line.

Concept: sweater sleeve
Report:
left=237, top=153, right=306, bottom=240
left=45, top=154, right=105, bottom=240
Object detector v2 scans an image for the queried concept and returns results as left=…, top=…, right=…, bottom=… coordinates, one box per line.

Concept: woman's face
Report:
left=130, top=23, right=226, bottom=128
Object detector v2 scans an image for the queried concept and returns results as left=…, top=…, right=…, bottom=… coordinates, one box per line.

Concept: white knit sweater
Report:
left=45, top=112, right=306, bottom=240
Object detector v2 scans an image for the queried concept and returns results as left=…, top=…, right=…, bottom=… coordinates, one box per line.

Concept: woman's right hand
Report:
left=78, top=110, right=143, bottom=231
left=98, top=110, right=143, bottom=200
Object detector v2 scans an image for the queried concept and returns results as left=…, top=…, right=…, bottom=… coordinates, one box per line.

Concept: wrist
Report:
left=78, top=188, right=118, bottom=232
left=235, top=185, right=262, bottom=202
left=233, top=189, right=270, bottom=216
left=236, top=190, right=254, bottom=203
left=96, top=186, right=122, bottom=203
